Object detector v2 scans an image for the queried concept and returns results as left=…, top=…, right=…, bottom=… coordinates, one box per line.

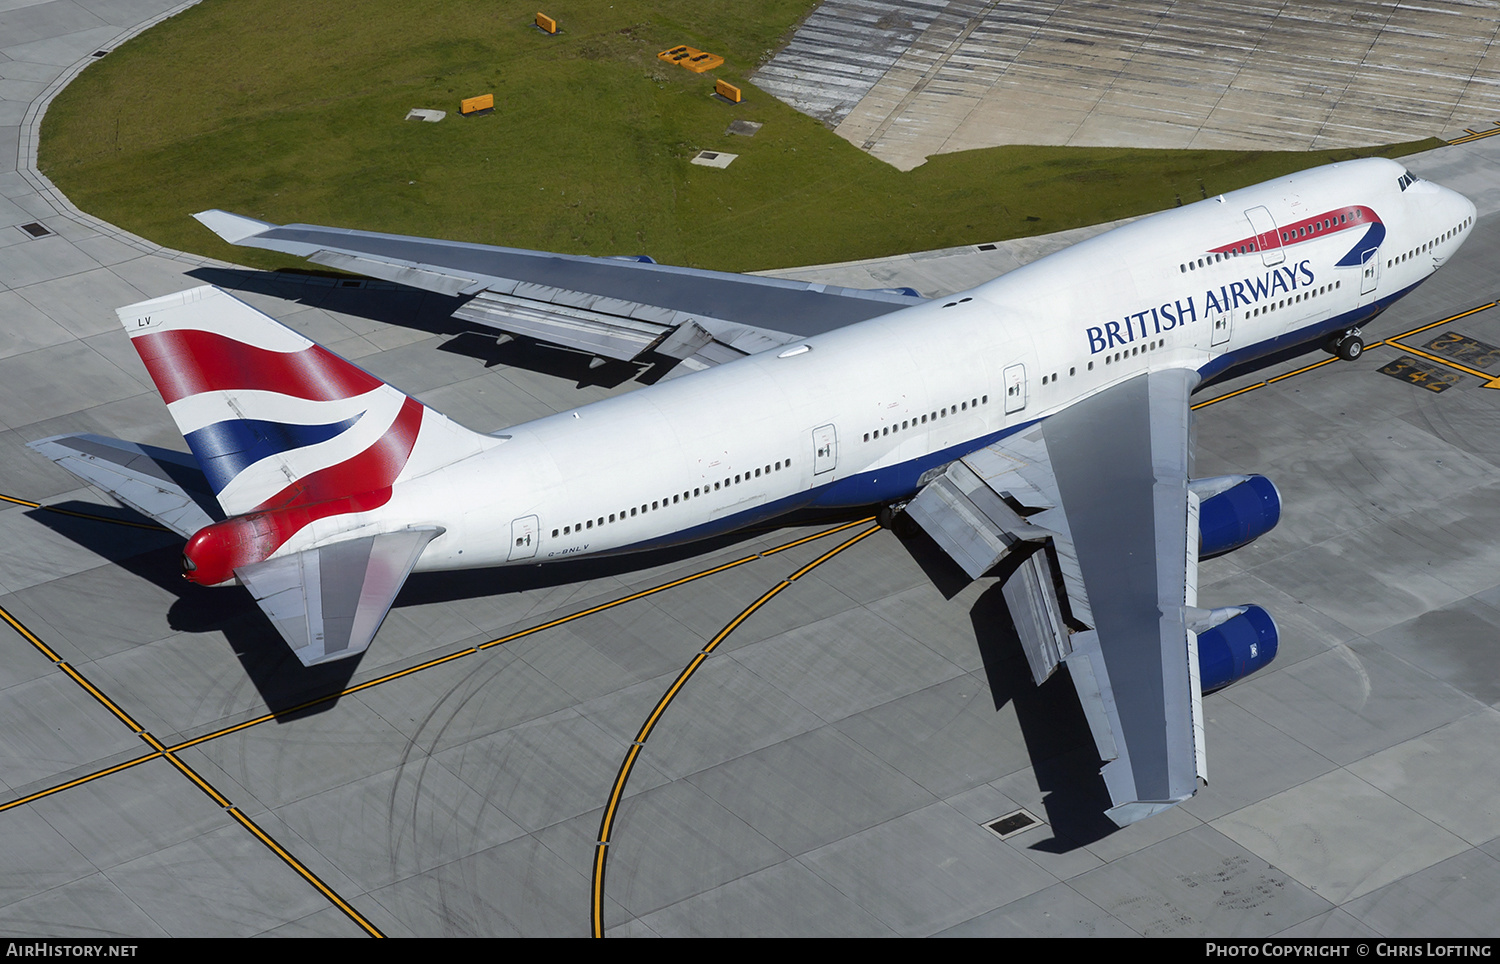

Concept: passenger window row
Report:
left=1278, top=210, right=1363, bottom=243
left=1182, top=248, right=1248, bottom=272
left=1389, top=218, right=1473, bottom=269
left=863, top=396, right=989, bottom=443
left=1248, top=281, right=1341, bottom=318
left=1101, top=339, right=1168, bottom=365
left=550, top=457, right=794, bottom=538
left=1179, top=209, right=1372, bottom=274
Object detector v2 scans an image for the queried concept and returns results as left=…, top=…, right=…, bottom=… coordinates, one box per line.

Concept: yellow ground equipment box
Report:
left=461, top=94, right=494, bottom=115
left=658, top=46, right=724, bottom=73
left=714, top=79, right=742, bottom=103
left=535, top=13, right=557, bottom=34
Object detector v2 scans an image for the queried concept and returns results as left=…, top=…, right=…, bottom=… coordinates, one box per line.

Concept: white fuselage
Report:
left=293, top=158, right=1477, bottom=571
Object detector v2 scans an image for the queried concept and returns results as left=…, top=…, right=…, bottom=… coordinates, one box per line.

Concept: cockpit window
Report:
left=1397, top=170, right=1420, bottom=191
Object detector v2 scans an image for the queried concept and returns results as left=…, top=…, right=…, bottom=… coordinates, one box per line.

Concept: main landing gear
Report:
left=878, top=502, right=920, bottom=539
left=1326, top=328, right=1365, bottom=361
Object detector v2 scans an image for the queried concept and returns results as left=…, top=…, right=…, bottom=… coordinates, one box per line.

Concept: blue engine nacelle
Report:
left=1192, top=474, right=1281, bottom=558
left=1195, top=605, right=1278, bottom=692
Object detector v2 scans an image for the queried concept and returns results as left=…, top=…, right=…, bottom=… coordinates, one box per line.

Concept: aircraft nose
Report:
left=1451, top=185, right=1477, bottom=226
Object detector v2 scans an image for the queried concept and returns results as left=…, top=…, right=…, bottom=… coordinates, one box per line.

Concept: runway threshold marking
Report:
left=1190, top=300, right=1498, bottom=410
left=589, top=522, right=882, bottom=938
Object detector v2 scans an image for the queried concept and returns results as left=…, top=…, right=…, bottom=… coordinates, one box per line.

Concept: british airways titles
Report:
left=1086, top=259, right=1317, bottom=354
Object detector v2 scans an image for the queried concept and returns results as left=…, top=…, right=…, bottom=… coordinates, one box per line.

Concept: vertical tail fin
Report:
left=116, top=286, right=497, bottom=663
left=120, top=286, right=496, bottom=519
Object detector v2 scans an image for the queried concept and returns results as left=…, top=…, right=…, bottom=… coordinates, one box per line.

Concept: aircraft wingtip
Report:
left=194, top=209, right=275, bottom=245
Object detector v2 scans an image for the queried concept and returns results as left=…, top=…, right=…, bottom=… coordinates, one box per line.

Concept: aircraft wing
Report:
left=195, top=211, right=925, bottom=376
left=905, top=369, right=1212, bottom=825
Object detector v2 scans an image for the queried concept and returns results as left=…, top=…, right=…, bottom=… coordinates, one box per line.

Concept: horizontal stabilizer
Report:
left=236, top=527, right=441, bottom=666
left=28, top=434, right=222, bottom=537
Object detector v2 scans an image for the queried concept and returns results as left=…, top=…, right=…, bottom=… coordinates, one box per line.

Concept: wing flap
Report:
left=454, top=290, right=671, bottom=361
left=236, top=527, right=441, bottom=666
left=907, top=432, right=1083, bottom=684
left=904, top=463, right=1033, bottom=580
left=1000, top=548, right=1073, bottom=685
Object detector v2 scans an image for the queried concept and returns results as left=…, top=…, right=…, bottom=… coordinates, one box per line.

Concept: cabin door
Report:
left=1359, top=247, right=1381, bottom=301
left=509, top=515, right=539, bottom=560
left=1210, top=309, right=1232, bottom=346
left=1003, top=364, right=1027, bottom=414
left=1244, top=206, right=1285, bottom=267
left=812, top=424, right=838, bottom=475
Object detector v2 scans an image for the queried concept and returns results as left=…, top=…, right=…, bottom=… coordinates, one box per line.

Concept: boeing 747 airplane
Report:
left=32, top=157, right=1475, bottom=824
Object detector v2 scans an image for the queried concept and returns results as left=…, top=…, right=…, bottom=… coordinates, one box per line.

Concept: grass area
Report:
left=40, top=0, right=1443, bottom=274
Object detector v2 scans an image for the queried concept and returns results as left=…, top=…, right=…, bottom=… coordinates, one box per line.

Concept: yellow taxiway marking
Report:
left=1373, top=303, right=1500, bottom=387
left=227, top=807, right=385, bottom=938
left=589, top=522, right=882, bottom=937
left=0, top=493, right=170, bottom=531
left=165, top=518, right=875, bottom=753
left=8, top=292, right=1494, bottom=931
left=0, top=604, right=63, bottom=663
left=0, top=752, right=161, bottom=814
left=1382, top=341, right=1500, bottom=387
left=0, top=599, right=386, bottom=937
left=1191, top=301, right=1498, bottom=409
left=0, top=518, right=873, bottom=937
left=1449, top=126, right=1500, bottom=145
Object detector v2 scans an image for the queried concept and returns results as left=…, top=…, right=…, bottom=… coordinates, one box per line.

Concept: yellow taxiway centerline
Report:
left=590, top=523, right=882, bottom=937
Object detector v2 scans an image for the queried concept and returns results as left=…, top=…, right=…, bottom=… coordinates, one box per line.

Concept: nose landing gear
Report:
left=1326, top=328, right=1365, bottom=361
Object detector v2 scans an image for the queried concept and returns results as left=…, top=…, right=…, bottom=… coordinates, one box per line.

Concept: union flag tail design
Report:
left=120, top=286, right=495, bottom=572
left=111, top=286, right=498, bottom=664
